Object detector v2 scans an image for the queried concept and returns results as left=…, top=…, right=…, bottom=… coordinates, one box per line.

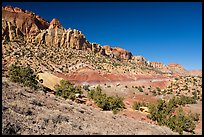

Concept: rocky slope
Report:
left=2, top=77, right=178, bottom=135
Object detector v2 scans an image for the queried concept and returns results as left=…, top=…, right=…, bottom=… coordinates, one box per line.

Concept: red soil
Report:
left=54, top=68, right=169, bottom=88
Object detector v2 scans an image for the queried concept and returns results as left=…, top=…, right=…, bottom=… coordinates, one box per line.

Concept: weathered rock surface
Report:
left=150, top=62, right=165, bottom=68
left=132, top=56, right=147, bottom=65
left=112, top=47, right=132, bottom=60
left=2, top=6, right=49, bottom=41
left=101, top=45, right=132, bottom=60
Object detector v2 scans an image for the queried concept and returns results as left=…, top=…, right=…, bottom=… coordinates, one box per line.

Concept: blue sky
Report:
left=2, top=2, right=202, bottom=70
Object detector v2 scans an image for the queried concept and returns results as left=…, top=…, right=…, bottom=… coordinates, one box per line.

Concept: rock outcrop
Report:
left=102, top=45, right=132, bottom=60
left=2, top=6, right=132, bottom=60
left=132, top=56, right=147, bottom=65
left=2, top=6, right=49, bottom=41
left=167, top=63, right=185, bottom=73
left=112, top=47, right=132, bottom=60
left=102, top=45, right=113, bottom=57
left=37, top=72, right=63, bottom=91
left=150, top=62, right=165, bottom=68
left=168, top=63, right=184, bottom=69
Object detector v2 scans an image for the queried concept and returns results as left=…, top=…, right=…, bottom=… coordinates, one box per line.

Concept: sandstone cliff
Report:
left=2, top=6, right=132, bottom=60
left=2, top=6, right=188, bottom=75
left=2, top=6, right=49, bottom=41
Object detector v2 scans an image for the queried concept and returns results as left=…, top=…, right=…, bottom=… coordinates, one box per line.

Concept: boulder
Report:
left=37, top=72, right=63, bottom=91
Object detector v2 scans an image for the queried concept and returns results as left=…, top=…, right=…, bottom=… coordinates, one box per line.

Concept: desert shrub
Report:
left=88, top=86, right=125, bottom=113
left=132, top=102, right=140, bottom=110
left=104, top=95, right=125, bottom=111
left=174, top=77, right=179, bottom=80
left=192, top=91, right=198, bottom=100
left=138, top=86, right=143, bottom=92
left=8, top=64, right=38, bottom=89
left=156, top=87, right=161, bottom=92
left=148, top=99, right=169, bottom=125
left=177, top=95, right=197, bottom=105
left=189, top=112, right=200, bottom=122
left=197, top=90, right=201, bottom=95
left=151, top=90, right=157, bottom=96
left=82, top=84, right=90, bottom=91
left=107, top=85, right=111, bottom=88
left=146, top=97, right=198, bottom=134
left=168, top=96, right=178, bottom=108
left=54, top=80, right=82, bottom=101
left=166, top=108, right=196, bottom=134
left=132, top=101, right=148, bottom=110
left=163, top=89, right=167, bottom=94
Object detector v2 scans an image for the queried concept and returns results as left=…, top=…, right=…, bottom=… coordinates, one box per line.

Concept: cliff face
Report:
left=132, top=56, right=147, bottom=65
left=2, top=6, right=187, bottom=74
left=2, top=6, right=132, bottom=60
left=168, top=63, right=184, bottom=69
left=2, top=6, right=49, bottom=41
left=167, top=63, right=186, bottom=74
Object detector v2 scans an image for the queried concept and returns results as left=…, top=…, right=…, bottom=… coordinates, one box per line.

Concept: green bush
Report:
left=138, top=86, right=143, bottom=92
left=146, top=98, right=198, bottom=134
left=177, top=95, right=197, bottom=105
left=107, top=85, right=111, bottom=88
left=88, top=86, right=125, bottom=113
left=8, top=64, right=38, bottom=89
left=166, top=108, right=196, bottom=134
left=189, top=112, right=200, bottom=122
left=54, top=80, right=82, bottom=101
left=156, top=87, right=161, bottom=92
left=151, top=90, right=157, bottom=96
left=132, top=101, right=148, bottom=110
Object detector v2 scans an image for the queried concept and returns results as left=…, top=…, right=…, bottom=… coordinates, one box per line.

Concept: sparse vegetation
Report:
left=142, top=96, right=200, bottom=134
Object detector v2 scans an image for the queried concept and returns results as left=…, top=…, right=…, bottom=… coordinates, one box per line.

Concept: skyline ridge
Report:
left=2, top=2, right=202, bottom=70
